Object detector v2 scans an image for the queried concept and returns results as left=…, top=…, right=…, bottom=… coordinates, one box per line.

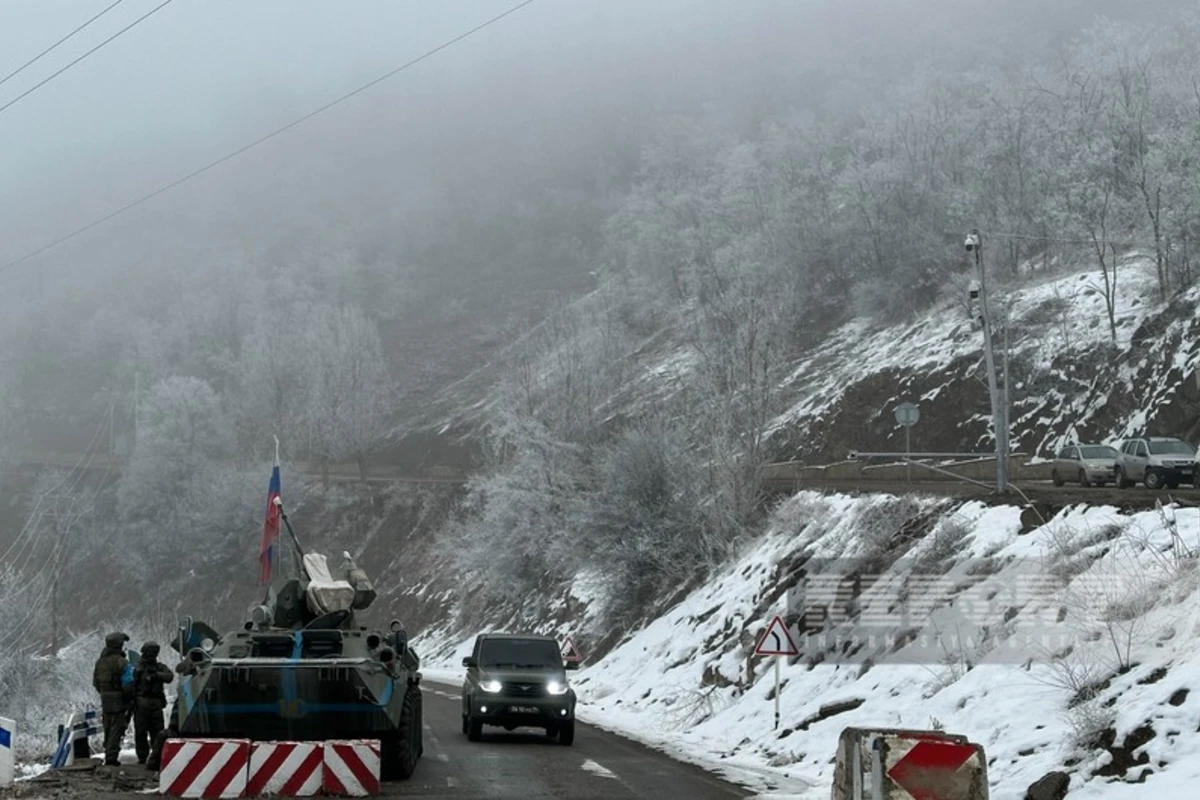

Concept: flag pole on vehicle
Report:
left=260, top=436, right=283, bottom=593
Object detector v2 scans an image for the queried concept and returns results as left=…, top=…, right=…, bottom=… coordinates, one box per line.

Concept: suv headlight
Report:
left=481, top=679, right=502, bottom=693
left=546, top=680, right=569, bottom=696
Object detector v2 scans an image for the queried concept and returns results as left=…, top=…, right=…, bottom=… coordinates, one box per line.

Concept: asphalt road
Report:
left=5, top=684, right=757, bottom=800
left=406, top=682, right=754, bottom=799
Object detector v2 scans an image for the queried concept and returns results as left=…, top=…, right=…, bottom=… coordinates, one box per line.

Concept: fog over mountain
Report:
left=1, top=0, right=1196, bottom=634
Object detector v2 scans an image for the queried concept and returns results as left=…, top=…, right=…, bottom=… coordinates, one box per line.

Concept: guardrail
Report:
left=761, top=454, right=1056, bottom=485
left=11, top=453, right=469, bottom=484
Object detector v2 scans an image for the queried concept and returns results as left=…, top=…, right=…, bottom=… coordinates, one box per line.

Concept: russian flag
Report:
left=259, top=463, right=281, bottom=585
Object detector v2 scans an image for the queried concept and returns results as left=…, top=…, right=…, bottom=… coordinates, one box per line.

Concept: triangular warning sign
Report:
left=754, top=614, right=799, bottom=656
left=561, top=635, right=585, bottom=663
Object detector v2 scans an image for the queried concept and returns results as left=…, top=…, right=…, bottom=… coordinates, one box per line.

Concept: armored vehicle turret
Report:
left=171, top=549, right=422, bottom=780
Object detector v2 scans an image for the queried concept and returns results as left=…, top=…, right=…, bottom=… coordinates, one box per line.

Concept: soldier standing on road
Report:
left=91, top=632, right=133, bottom=766
left=146, top=657, right=196, bottom=771
left=132, top=642, right=174, bottom=765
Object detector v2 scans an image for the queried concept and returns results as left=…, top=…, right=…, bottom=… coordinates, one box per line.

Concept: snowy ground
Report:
left=419, top=490, right=1200, bottom=799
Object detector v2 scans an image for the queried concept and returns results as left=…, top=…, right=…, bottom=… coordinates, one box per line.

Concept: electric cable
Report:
left=0, top=0, right=126, bottom=91
left=0, top=0, right=174, bottom=117
left=0, top=0, right=537, bottom=276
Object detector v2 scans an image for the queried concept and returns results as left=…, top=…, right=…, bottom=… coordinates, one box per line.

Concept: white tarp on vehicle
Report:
left=302, top=553, right=356, bottom=615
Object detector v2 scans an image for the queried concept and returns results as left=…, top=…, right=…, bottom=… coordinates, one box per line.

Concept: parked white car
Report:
left=1051, top=444, right=1119, bottom=487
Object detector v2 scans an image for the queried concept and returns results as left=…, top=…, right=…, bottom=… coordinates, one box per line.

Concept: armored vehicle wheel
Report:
left=558, top=719, right=575, bottom=746
left=381, top=684, right=421, bottom=780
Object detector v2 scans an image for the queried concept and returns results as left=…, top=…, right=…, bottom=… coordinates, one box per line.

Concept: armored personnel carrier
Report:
left=170, top=548, right=423, bottom=780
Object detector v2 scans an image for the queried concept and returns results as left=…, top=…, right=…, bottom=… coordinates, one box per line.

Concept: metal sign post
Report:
left=893, top=402, right=920, bottom=484
left=775, top=657, right=781, bottom=730
left=754, top=615, right=800, bottom=730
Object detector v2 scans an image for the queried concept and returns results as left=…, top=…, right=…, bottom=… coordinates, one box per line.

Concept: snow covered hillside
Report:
left=420, top=489, right=1200, bottom=798
left=768, top=260, right=1200, bottom=463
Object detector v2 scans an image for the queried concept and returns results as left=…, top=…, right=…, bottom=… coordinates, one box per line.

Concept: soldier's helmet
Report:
left=141, top=641, right=161, bottom=658
left=105, top=631, right=130, bottom=649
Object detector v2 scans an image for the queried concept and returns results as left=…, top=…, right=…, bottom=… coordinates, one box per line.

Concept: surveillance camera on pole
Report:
left=963, top=227, right=1008, bottom=493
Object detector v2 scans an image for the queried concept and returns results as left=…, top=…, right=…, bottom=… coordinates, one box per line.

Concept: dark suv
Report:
left=461, top=633, right=578, bottom=745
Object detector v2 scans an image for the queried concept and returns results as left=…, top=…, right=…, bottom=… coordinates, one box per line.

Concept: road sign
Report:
left=0, top=716, right=13, bottom=788
left=894, top=402, right=920, bottom=427
left=561, top=636, right=584, bottom=664
left=754, top=615, right=799, bottom=657
left=755, top=615, right=799, bottom=732
left=831, top=728, right=988, bottom=800
left=887, top=739, right=980, bottom=799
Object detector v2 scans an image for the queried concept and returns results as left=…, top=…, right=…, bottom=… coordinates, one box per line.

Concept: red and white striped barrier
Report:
left=322, top=740, right=381, bottom=797
left=247, top=742, right=324, bottom=797
left=160, top=739, right=250, bottom=799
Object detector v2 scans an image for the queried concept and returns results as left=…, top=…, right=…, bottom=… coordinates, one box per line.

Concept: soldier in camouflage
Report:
left=145, top=657, right=196, bottom=771
left=91, top=632, right=133, bottom=766
left=132, top=641, right=174, bottom=765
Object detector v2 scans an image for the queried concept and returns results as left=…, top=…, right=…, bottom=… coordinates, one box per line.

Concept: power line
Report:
left=0, top=0, right=537, bottom=277
left=984, top=230, right=1145, bottom=248
left=0, top=0, right=174, bottom=118
left=0, top=0, right=126, bottom=91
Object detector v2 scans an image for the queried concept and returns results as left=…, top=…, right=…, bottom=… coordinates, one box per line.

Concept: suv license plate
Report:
left=510, top=705, right=538, bottom=714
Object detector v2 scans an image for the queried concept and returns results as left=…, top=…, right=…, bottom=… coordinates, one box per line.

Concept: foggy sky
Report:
left=0, top=0, right=1173, bottom=289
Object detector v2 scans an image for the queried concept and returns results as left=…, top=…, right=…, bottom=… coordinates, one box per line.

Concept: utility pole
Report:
left=965, top=229, right=1010, bottom=493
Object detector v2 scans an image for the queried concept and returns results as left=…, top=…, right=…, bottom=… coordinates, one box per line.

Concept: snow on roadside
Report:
left=421, top=489, right=1200, bottom=798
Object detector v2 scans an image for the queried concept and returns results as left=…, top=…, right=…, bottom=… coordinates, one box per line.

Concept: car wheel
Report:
left=557, top=719, right=575, bottom=746
left=1051, top=469, right=1063, bottom=487
left=461, top=713, right=468, bottom=736
left=1145, top=470, right=1165, bottom=490
left=467, top=715, right=483, bottom=742
left=1115, top=467, right=1129, bottom=489
left=1079, top=470, right=1091, bottom=488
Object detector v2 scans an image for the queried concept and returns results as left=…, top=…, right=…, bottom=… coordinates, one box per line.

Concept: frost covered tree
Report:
left=300, top=306, right=394, bottom=485
left=118, top=376, right=241, bottom=567
left=232, top=306, right=314, bottom=460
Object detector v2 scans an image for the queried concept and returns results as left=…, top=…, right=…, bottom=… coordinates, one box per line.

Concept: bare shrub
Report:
left=911, top=516, right=973, bottom=575
left=657, top=682, right=734, bottom=731
left=1041, top=520, right=1122, bottom=584
left=1066, top=699, right=1116, bottom=750
left=855, top=496, right=928, bottom=573
left=921, top=619, right=995, bottom=698
left=1034, top=647, right=1113, bottom=706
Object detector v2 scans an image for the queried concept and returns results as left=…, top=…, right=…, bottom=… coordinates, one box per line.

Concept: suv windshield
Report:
left=1148, top=440, right=1195, bottom=456
left=1080, top=445, right=1118, bottom=459
left=479, top=639, right=562, bottom=668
